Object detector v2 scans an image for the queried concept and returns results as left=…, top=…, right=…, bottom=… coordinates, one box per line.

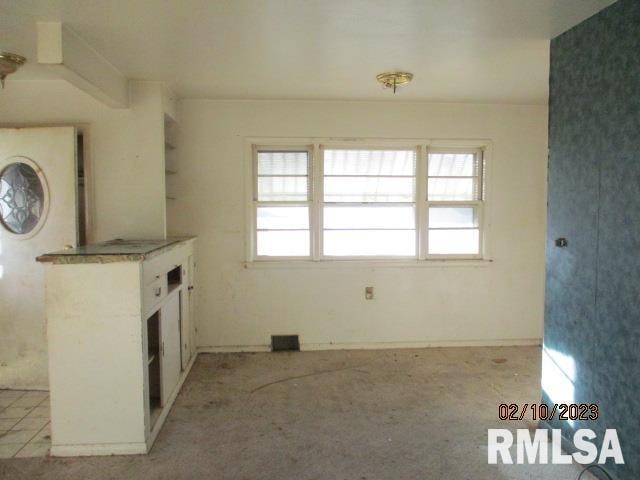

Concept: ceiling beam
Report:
left=37, top=22, right=129, bottom=108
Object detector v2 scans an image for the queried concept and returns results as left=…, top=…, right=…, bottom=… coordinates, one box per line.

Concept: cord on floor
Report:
left=577, top=464, right=613, bottom=480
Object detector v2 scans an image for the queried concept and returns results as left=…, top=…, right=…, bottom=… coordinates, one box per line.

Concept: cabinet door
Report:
left=180, top=265, right=191, bottom=370
left=161, top=293, right=181, bottom=404
left=187, top=255, right=196, bottom=364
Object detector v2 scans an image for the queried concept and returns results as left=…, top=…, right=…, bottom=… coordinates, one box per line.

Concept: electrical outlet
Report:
left=365, top=286, right=374, bottom=300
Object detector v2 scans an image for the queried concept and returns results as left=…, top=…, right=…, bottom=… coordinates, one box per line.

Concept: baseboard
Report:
left=198, top=338, right=541, bottom=354
left=198, top=345, right=271, bottom=353
left=50, top=442, right=147, bottom=457
left=302, top=339, right=541, bottom=350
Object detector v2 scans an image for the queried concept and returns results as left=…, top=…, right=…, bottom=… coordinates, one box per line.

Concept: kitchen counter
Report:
left=36, top=237, right=195, bottom=264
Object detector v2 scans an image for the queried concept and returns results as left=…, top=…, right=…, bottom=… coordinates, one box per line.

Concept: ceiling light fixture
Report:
left=0, top=52, right=26, bottom=88
left=376, top=71, right=413, bottom=94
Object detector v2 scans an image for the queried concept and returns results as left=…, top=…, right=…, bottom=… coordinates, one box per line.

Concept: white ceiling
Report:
left=0, top=0, right=615, bottom=104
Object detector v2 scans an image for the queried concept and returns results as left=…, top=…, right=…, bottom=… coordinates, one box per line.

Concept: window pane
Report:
left=324, top=230, right=415, bottom=256
left=324, top=149, right=415, bottom=176
left=258, top=176, right=309, bottom=201
left=258, top=151, right=308, bottom=175
left=257, top=206, right=309, bottom=230
left=257, top=230, right=309, bottom=256
left=324, top=206, right=414, bottom=229
left=428, top=229, right=479, bottom=255
left=324, top=177, right=414, bottom=202
left=428, top=207, right=477, bottom=228
left=427, top=178, right=478, bottom=201
left=428, top=153, right=478, bottom=177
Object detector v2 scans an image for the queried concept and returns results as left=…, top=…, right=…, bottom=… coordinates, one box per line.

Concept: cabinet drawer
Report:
left=143, top=277, right=167, bottom=313
left=143, top=262, right=165, bottom=286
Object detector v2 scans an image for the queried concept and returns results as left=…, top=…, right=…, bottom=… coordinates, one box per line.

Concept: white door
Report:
left=160, top=292, right=181, bottom=404
left=0, top=127, right=78, bottom=388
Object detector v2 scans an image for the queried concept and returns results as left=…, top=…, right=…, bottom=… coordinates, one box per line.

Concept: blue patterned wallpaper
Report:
left=544, top=0, right=640, bottom=478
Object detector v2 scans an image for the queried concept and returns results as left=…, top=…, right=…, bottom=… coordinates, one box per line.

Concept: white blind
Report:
left=256, top=151, right=310, bottom=201
left=324, top=149, right=416, bottom=203
left=427, top=152, right=481, bottom=201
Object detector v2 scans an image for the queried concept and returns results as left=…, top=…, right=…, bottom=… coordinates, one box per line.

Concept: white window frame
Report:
left=320, top=143, right=419, bottom=260
left=424, top=146, right=485, bottom=260
left=245, top=138, right=491, bottom=264
left=252, top=144, right=314, bottom=261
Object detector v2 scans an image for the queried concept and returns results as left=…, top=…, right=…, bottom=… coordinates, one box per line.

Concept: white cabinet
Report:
left=39, top=238, right=196, bottom=457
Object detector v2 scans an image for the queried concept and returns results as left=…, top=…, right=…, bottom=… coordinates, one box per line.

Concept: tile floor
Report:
left=0, top=390, right=50, bottom=459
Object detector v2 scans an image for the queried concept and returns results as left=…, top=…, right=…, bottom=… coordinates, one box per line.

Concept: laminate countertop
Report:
left=36, top=237, right=195, bottom=264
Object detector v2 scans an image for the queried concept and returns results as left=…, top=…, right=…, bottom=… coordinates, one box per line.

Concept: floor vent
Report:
left=271, top=335, right=300, bottom=352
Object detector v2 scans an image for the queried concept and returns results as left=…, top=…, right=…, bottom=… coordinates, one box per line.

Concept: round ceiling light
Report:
left=376, top=72, right=413, bottom=93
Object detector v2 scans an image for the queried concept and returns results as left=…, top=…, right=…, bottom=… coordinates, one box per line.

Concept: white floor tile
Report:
left=25, top=406, right=49, bottom=419
left=0, top=443, right=23, bottom=459
left=29, top=425, right=51, bottom=444
left=12, top=417, right=49, bottom=431
left=12, top=396, right=45, bottom=408
left=0, top=429, right=38, bottom=445
left=0, top=419, right=19, bottom=431
left=15, top=442, right=50, bottom=458
left=0, top=398, right=17, bottom=408
left=0, top=390, right=25, bottom=401
left=0, top=407, right=33, bottom=419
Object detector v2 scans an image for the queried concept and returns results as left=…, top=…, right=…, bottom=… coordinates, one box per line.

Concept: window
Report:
left=251, top=142, right=486, bottom=261
left=323, top=149, right=416, bottom=257
left=426, top=149, right=483, bottom=256
left=254, top=148, right=311, bottom=257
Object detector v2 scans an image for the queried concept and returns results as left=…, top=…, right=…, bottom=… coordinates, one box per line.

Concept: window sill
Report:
left=243, top=258, right=494, bottom=269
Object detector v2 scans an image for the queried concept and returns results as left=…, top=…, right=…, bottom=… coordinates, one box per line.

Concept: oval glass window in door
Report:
left=0, top=162, right=45, bottom=235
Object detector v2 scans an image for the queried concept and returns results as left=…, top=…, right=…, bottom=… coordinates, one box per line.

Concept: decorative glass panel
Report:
left=0, top=162, right=45, bottom=235
left=324, top=230, right=415, bottom=256
left=428, top=229, right=479, bottom=255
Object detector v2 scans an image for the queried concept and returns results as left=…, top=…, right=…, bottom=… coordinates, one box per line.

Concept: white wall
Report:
left=0, top=80, right=168, bottom=242
left=0, top=79, right=168, bottom=388
left=170, top=100, right=548, bottom=351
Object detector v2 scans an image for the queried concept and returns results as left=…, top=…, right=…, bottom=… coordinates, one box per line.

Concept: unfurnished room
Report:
left=0, top=1, right=637, bottom=479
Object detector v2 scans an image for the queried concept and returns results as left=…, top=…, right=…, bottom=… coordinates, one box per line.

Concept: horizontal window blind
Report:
left=427, top=150, right=483, bottom=255
left=255, top=150, right=311, bottom=256
left=323, top=149, right=416, bottom=256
